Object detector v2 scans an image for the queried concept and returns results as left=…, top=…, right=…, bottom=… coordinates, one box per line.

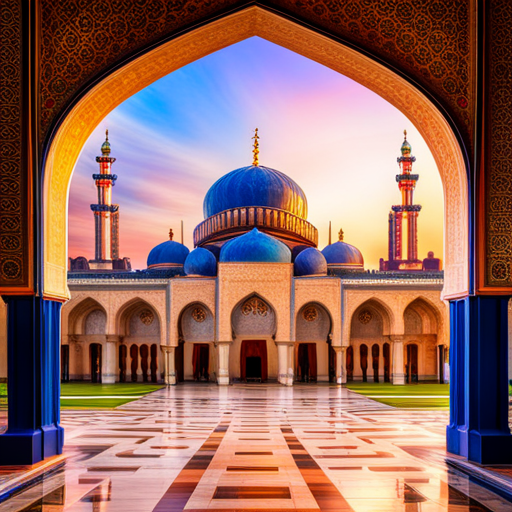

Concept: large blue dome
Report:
left=203, top=165, right=308, bottom=219
left=294, top=248, right=327, bottom=276
left=322, top=241, right=364, bottom=268
left=184, top=248, right=217, bottom=276
left=147, top=240, right=190, bottom=269
left=220, top=228, right=291, bottom=263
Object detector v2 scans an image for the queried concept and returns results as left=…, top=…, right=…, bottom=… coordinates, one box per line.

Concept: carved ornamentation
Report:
left=241, top=297, right=268, bottom=317
left=139, top=309, right=154, bottom=325
left=0, top=0, right=27, bottom=288
left=39, top=0, right=471, bottom=147
left=358, top=310, right=373, bottom=325
left=191, top=306, right=206, bottom=323
left=486, top=0, right=512, bottom=286
left=302, top=306, right=318, bottom=322
left=42, top=7, right=470, bottom=298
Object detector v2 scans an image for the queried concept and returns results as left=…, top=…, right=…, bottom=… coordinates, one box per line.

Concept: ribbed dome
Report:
left=294, top=248, right=327, bottom=276
left=322, top=241, right=364, bottom=268
left=184, top=248, right=217, bottom=277
left=220, top=228, right=291, bottom=263
left=203, top=165, right=308, bottom=219
left=147, top=240, right=190, bottom=269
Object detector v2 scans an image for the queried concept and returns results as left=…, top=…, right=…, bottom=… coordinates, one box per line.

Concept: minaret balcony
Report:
left=391, top=204, right=422, bottom=212
left=193, top=206, right=318, bottom=248
left=90, top=204, right=119, bottom=212
left=396, top=174, right=419, bottom=182
left=92, top=173, right=117, bottom=182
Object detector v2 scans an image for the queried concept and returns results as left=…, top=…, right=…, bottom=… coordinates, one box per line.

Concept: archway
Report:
left=177, top=303, right=214, bottom=382
left=231, top=294, right=276, bottom=382
left=116, top=299, right=161, bottom=383
left=42, top=6, right=468, bottom=303
left=404, top=297, right=442, bottom=382
left=295, top=302, right=332, bottom=382
left=350, top=299, right=392, bottom=383
left=65, top=298, right=107, bottom=382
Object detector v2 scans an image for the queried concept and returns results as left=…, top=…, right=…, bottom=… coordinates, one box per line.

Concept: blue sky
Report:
left=68, top=37, right=444, bottom=270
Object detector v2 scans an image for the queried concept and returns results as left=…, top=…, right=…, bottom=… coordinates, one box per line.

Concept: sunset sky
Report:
left=68, top=37, right=444, bottom=270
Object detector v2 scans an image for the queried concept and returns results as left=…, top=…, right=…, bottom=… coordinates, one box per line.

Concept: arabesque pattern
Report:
left=39, top=0, right=472, bottom=144
left=487, top=0, right=512, bottom=287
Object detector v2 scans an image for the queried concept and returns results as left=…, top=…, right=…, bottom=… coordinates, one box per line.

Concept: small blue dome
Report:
left=220, top=228, right=291, bottom=263
left=203, top=165, right=308, bottom=219
left=147, top=240, right=190, bottom=269
left=322, top=241, right=364, bottom=268
left=294, top=248, right=327, bottom=276
left=292, top=245, right=311, bottom=262
left=184, top=248, right=217, bottom=276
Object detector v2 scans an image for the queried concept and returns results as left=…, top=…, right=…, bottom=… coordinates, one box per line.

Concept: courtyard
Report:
left=1, top=384, right=511, bottom=511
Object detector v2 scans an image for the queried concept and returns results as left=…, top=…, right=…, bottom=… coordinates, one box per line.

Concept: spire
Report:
left=252, top=128, right=259, bottom=166
left=169, top=228, right=174, bottom=241
left=101, top=129, right=111, bottom=156
left=400, top=129, right=412, bottom=157
left=328, top=221, right=332, bottom=245
left=338, top=228, right=344, bottom=242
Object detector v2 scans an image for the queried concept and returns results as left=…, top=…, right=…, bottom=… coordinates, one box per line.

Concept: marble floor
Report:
left=1, top=384, right=512, bottom=512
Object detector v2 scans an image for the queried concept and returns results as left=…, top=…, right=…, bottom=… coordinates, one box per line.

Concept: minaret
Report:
left=380, top=131, right=423, bottom=271
left=90, top=130, right=120, bottom=268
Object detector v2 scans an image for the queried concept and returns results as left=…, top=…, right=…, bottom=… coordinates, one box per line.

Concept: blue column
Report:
left=447, top=296, right=512, bottom=464
left=0, top=296, right=64, bottom=465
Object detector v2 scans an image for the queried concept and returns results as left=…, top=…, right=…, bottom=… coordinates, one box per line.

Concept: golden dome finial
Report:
left=101, top=129, right=111, bottom=155
left=338, top=228, right=344, bottom=242
left=404, top=129, right=407, bottom=140
left=169, top=228, right=174, bottom=241
left=252, top=128, right=259, bottom=166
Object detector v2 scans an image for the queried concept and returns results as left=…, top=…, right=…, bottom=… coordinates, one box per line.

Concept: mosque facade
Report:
left=36, top=130, right=448, bottom=388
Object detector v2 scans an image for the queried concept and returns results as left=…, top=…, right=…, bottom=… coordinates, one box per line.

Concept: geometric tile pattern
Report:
left=2, top=384, right=512, bottom=511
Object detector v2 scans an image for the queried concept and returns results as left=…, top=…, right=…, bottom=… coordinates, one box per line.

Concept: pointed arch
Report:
left=67, top=297, right=107, bottom=335
left=115, top=297, right=162, bottom=337
left=351, top=298, right=394, bottom=337
left=42, top=6, right=468, bottom=302
left=404, top=296, right=442, bottom=335
left=178, top=301, right=214, bottom=342
left=231, top=293, right=277, bottom=339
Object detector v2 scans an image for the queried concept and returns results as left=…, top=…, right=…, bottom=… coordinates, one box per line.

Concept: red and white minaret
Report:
left=89, top=130, right=120, bottom=269
left=380, top=131, right=425, bottom=271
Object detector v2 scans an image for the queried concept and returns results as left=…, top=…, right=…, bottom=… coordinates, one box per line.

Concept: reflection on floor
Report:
left=2, top=384, right=512, bottom=511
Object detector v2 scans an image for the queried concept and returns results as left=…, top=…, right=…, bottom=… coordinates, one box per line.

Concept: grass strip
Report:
left=345, top=382, right=450, bottom=409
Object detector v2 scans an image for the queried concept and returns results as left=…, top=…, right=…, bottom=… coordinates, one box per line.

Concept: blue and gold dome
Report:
left=321, top=229, right=364, bottom=269
left=147, top=230, right=190, bottom=269
left=219, top=228, right=291, bottom=263
left=203, top=165, right=308, bottom=219
left=294, top=248, right=327, bottom=276
left=184, top=248, right=217, bottom=277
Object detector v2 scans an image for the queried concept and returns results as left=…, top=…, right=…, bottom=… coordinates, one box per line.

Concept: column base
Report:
left=217, top=376, right=229, bottom=386
left=468, top=431, right=512, bottom=465
left=392, top=373, right=405, bottom=385
left=0, top=425, right=64, bottom=465
left=102, top=375, right=116, bottom=384
left=446, top=424, right=468, bottom=458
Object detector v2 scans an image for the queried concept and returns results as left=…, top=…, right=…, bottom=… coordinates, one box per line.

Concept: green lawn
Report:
left=345, top=382, right=450, bottom=409
left=0, top=382, right=163, bottom=409
left=60, top=382, right=163, bottom=408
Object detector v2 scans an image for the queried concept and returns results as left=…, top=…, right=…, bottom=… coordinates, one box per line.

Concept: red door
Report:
left=240, top=340, right=268, bottom=382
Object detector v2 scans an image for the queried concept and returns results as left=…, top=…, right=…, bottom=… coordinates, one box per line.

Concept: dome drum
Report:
left=194, top=205, right=318, bottom=248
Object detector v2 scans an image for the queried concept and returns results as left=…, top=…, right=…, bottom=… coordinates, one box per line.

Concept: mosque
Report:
left=27, top=129, right=445, bottom=388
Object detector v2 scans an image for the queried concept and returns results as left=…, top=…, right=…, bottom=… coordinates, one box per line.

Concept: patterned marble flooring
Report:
left=1, top=384, right=512, bottom=511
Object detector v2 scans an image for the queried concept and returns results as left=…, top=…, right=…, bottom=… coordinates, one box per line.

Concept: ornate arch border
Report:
left=42, top=6, right=468, bottom=299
